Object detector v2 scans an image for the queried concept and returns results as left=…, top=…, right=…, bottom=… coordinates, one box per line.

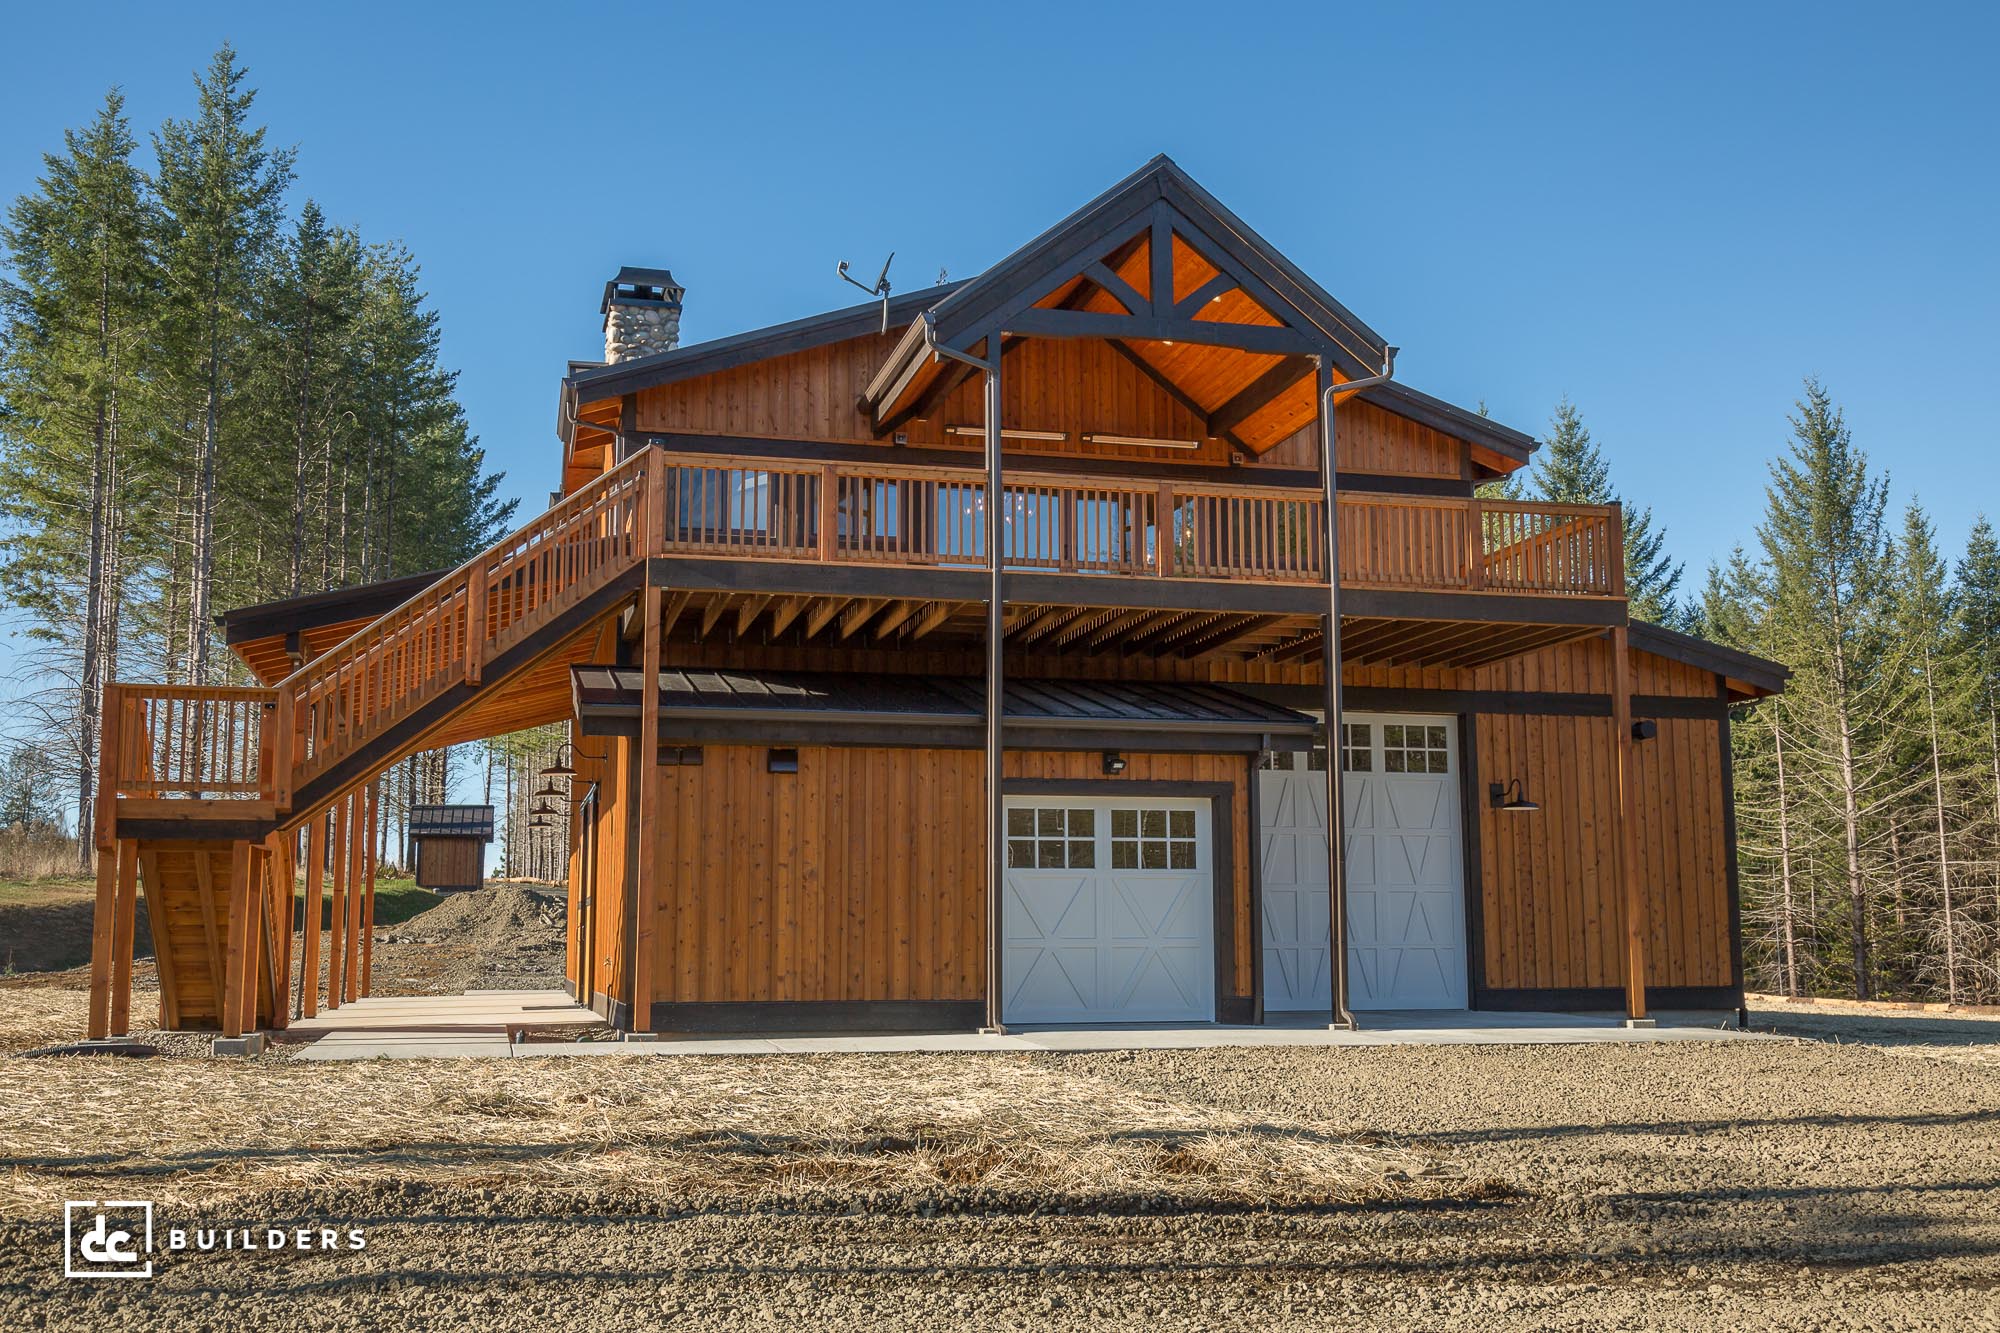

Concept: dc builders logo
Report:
left=65, top=1200, right=365, bottom=1278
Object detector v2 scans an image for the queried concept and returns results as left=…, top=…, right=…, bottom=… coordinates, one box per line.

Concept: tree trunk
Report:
left=1774, top=710, right=1800, bottom=998
left=186, top=320, right=222, bottom=684
left=1921, top=651, right=1957, bottom=1003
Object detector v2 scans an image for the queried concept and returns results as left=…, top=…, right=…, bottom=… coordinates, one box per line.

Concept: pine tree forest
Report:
left=0, top=48, right=518, bottom=872
left=4, top=54, right=1996, bottom=1001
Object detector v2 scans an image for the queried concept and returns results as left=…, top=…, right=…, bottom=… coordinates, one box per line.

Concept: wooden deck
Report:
left=288, top=990, right=605, bottom=1035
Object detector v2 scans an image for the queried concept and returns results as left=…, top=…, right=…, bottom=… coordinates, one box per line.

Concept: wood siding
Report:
left=1475, top=713, right=1733, bottom=993
left=629, top=746, right=1252, bottom=1007
left=413, top=837, right=484, bottom=890
left=632, top=331, right=1471, bottom=479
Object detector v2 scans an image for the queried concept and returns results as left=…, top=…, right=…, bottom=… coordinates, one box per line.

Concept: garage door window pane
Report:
left=1112, top=809, right=1137, bottom=838
left=1341, top=723, right=1372, bottom=772
left=1012, top=806, right=1097, bottom=869
left=1383, top=723, right=1450, bottom=775
left=1113, top=805, right=1199, bottom=872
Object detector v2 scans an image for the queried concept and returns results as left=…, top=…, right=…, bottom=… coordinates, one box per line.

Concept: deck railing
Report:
left=102, top=447, right=1620, bottom=820
left=657, top=453, right=1623, bottom=595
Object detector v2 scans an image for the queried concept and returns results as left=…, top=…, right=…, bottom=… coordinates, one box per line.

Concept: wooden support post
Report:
left=1464, top=497, right=1485, bottom=590
left=631, top=582, right=664, bottom=1032
left=345, top=789, right=364, bottom=1007
left=465, top=566, right=488, bottom=686
left=362, top=781, right=378, bottom=996
left=818, top=464, right=839, bottom=562
left=1611, top=623, right=1649, bottom=1021
left=270, top=831, right=295, bottom=1029
left=86, top=684, right=122, bottom=1040
left=302, top=812, right=325, bottom=1018
left=222, top=840, right=253, bottom=1039
left=327, top=796, right=348, bottom=1009
left=86, top=841, right=118, bottom=1041
left=1156, top=481, right=1176, bottom=577
left=109, top=841, right=138, bottom=1036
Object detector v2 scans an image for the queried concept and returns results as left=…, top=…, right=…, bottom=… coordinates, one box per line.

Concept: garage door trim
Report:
left=1002, top=779, right=1242, bottom=1024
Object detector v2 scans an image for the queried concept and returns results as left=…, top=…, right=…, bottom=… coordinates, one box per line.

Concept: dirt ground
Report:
left=0, top=986, right=1996, bottom=1330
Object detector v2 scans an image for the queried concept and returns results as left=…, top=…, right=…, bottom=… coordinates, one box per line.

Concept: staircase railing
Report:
left=282, top=447, right=654, bottom=795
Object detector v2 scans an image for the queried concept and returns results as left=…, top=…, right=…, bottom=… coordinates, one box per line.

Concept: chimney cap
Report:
left=602, top=266, right=684, bottom=315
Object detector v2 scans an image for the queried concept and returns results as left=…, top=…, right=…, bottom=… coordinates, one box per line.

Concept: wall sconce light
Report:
left=1102, top=751, right=1128, bottom=776
left=1631, top=719, right=1658, bottom=742
left=1489, top=779, right=1540, bottom=813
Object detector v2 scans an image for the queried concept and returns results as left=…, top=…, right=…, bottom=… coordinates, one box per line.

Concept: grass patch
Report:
left=295, top=879, right=444, bottom=929
left=0, top=877, right=96, bottom=909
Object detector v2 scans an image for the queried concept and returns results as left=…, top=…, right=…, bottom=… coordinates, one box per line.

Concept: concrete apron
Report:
left=293, top=1008, right=1768, bottom=1060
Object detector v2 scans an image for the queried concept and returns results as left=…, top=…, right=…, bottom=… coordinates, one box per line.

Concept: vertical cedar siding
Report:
left=631, top=747, right=1253, bottom=1007
left=628, top=333, right=1469, bottom=477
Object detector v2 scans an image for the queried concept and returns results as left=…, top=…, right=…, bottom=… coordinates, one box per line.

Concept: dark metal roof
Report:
left=572, top=668, right=1316, bottom=737
left=601, top=266, right=685, bottom=314
left=1629, top=621, right=1790, bottom=697
left=218, top=568, right=450, bottom=643
left=408, top=804, right=497, bottom=839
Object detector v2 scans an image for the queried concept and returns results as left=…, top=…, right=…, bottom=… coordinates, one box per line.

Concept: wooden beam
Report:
left=195, top=847, right=226, bottom=1012
left=873, top=599, right=921, bottom=639
left=735, top=593, right=773, bottom=638
left=838, top=598, right=883, bottom=640
left=1175, top=613, right=1285, bottom=659
left=906, top=600, right=957, bottom=642
left=137, top=849, right=179, bottom=1030
left=632, top=583, right=664, bottom=1033
left=1080, top=608, right=1156, bottom=651
left=109, top=841, right=138, bottom=1036
left=86, top=839, right=117, bottom=1040
left=1150, top=208, right=1174, bottom=315
left=803, top=597, right=844, bottom=640
left=362, top=781, right=377, bottom=997
left=1084, top=260, right=1147, bottom=315
left=698, top=595, right=730, bottom=639
left=1207, top=356, right=1315, bottom=439
left=222, top=840, right=252, bottom=1039
left=302, top=813, right=325, bottom=1018
left=344, top=789, right=364, bottom=1010
left=1172, top=271, right=1237, bottom=318
left=767, top=595, right=811, bottom=638
left=659, top=589, right=690, bottom=638
left=1001, top=307, right=1318, bottom=356
left=327, top=796, right=347, bottom=1009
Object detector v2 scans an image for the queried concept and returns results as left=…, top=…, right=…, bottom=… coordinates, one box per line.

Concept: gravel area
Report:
left=2, top=1015, right=1996, bottom=1329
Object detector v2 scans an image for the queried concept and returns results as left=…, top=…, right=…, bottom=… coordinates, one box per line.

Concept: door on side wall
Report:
left=1259, top=714, right=1467, bottom=1011
left=1001, top=796, right=1215, bottom=1024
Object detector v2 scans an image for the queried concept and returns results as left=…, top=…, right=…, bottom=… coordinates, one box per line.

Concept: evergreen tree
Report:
left=1888, top=500, right=1981, bottom=1001
left=148, top=43, right=294, bottom=682
left=0, top=88, right=154, bottom=864
left=1529, top=398, right=1685, bottom=624
left=1756, top=378, right=1895, bottom=999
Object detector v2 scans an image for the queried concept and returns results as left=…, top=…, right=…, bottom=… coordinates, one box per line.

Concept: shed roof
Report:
left=408, top=805, right=497, bottom=840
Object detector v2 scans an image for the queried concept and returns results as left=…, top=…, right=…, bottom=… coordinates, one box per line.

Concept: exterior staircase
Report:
left=86, top=449, right=660, bottom=1038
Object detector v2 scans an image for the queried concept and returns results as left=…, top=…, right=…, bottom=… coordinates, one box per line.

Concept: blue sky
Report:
left=4, top=0, right=1996, bottom=592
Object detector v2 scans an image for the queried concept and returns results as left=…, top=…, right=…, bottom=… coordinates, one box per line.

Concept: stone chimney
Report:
left=600, top=266, right=685, bottom=363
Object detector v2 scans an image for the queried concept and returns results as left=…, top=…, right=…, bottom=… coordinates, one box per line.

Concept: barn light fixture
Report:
left=945, top=426, right=1067, bottom=442
left=533, top=781, right=563, bottom=800
left=1488, top=779, right=1539, bottom=813
left=1080, top=432, right=1201, bottom=451
left=538, top=742, right=583, bottom=778
left=527, top=817, right=551, bottom=829
left=1102, top=751, right=1128, bottom=776
left=531, top=800, right=559, bottom=818
left=1631, top=719, right=1658, bottom=742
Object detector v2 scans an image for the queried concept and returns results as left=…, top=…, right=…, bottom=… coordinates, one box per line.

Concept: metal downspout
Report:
left=923, top=314, right=1006, bottom=1033
left=1319, top=348, right=1398, bottom=1033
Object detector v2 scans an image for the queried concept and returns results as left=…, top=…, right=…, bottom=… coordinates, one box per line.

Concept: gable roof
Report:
left=919, top=155, right=1386, bottom=376
left=408, top=804, right=496, bottom=840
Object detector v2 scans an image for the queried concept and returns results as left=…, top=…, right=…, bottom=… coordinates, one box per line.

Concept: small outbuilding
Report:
left=409, top=804, right=496, bottom=893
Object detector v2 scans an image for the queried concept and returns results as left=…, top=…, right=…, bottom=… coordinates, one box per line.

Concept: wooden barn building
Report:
left=408, top=804, right=494, bottom=893
left=83, top=157, right=1785, bottom=1042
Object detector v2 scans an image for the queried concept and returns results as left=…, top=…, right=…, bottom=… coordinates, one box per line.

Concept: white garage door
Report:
left=1260, top=714, right=1467, bottom=1011
left=1002, top=797, right=1214, bottom=1024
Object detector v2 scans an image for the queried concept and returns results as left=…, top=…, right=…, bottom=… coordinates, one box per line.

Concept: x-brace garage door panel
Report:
left=1001, top=797, right=1214, bottom=1024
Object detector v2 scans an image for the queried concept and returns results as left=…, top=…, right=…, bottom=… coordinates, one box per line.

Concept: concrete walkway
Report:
left=286, top=994, right=1763, bottom=1060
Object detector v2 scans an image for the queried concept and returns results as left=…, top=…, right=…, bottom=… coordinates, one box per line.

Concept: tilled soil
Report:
left=4, top=1034, right=1997, bottom=1329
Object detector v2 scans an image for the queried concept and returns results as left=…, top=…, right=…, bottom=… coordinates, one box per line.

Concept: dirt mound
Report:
left=368, top=882, right=567, bottom=995
left=0, top=899, right=152, bottom=975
